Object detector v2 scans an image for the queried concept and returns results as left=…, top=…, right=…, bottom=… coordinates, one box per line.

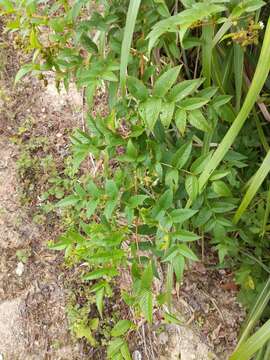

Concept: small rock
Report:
left=15, top=262, right=24, bottom=276
left=132, top=350, right=142, bottom=360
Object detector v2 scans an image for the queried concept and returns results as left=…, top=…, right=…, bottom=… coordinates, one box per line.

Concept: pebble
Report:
left=132, top=350, right=142, bottom=360
left=15, top=262, right=24, bottom=276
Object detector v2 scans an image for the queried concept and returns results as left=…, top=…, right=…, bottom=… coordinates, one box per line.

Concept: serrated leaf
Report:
left=127, top=76, right=148, bottom=101
left=190, top=152, right=213, bottom=175
left=107, top=338, right=125, bottom=358
left=160, top=102, right=175, bottom=128
left=185, top=175, right=198, bottom=202
left=212, top=95, right=232, bottom=110
left=175, top=108, right=187, bottom=135
left=121, top=341, right=132, bottom=360
left=139, top=289, right=153, bottom=323
left=151, top=189, right=173, bottom=218
left=153, top=66, right=181, bottom=98
left=56, top=195, right=80, bottom=207
left=172, top=229, right=200, bottom=242
left=169, top=208, right=198, bottom=223
left=172, top=141, right=192, bottom=169
left=83, top=268, right=118, bottom=281
left=168, top=78, right=205, bottom=102
left=111, top=320, right=133, bottom=337
left=80, top=33, right=98, bottom=53
left=212, top=180, right=232, bottom=197
left=179, top=97, right=209, bottom=110
left=139, top=97, right=162, bottom=131
left=211, top=201, right=236, bottom=213
left=127, top=195, right=148, bottom=208
left=188, top=109, right=211, bottom=132
left=210, top=170, right=231, bottom=181
left=177, top=244, right=198, bottom=261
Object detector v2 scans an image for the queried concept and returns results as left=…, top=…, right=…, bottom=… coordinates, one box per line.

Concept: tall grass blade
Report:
left=262, top=185, right=270, bottom=236
left=234, top=43, right=244, bottom=112
left=237, top=277, right=270, bottom=347
left=202, top=23, right=213, bottom=87
left=199, top=18, right=270, bottom=192
left=263, top=341, right=270, bottom=359
left=233, top=149, right=270, bottom=224
left=229, top=318, right=270, bottom=360
left=213, top=19, right=232, bottom=47
left=120, top=0, right=142, bottom=94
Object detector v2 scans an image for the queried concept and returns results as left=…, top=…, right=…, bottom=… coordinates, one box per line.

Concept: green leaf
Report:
left=199, top=19, right=270, bottom=191
left=86, top=199, right=99, bottom=218
left=188, top=109, right=211, bottom=132
left=211, top=201, right=236, bottom=213
left=185, top=175, right=198, bottom=202
left=111, top=320, right=133, bottom=337
left=83, top=268, right=118, bottom=281
left=175, top=108, right=187, bottom=135
left=105, top=179, right=118, bottom=199
left=177, top=244, right=198, bottom=261
left=229, top=319, right=270, bottom=360
left=96, top=287, right=104, bottom=317
left=172, top=255, right=185, bottom=282
left=80, top=33, right=98, bottom=53
left=120, top=0, right=142, bottom=93
left=169, top=209, right=198, bottom=223
left=168, top=78, right=205, bottom=102
left=126, top=139, right=138, bottom=159
left=231, top=0, right=265, bottom=18
left=209, top=170, right=230, bottom=181
left=15, top=64, right=34, bottom=84
left=108, top=338, right=125, bottom=358
left=56, top=195, right=80, bottom=207
left=212, top=95, right=232, bottom=110
left=212, top=180, right=232, bottom=197
left=139, top=97, right=162, bottom=131
left=141, top=262, right=153, bottom=290
left=160, top=102, right=175, bottom=128
left=190, top=152, right=212, bottom=175
left=127, top=195, right=148, bottom=208
left=173, top=230, right=200, bottom=242
left=147, top=3, right=225, bottom=51
left=172, top=141, right=192, bottom=169
left=139, top=289, right=153, bottom=323
left=234, top=149, right=270, bottom=224
left=179, top=97, right=209, bottom=110
left=127, top=76, right=148, bottom=101
left=121, top=341, right=132, bottom=360
left=152, top=189, right=173, bottom=218
left=153, top=66, right=181, bottom=98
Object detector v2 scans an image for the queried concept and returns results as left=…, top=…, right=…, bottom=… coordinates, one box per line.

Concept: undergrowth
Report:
left=1, top=0, right=270, bottom=359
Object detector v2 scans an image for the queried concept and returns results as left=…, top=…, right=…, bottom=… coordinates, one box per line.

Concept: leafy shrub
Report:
left=2, top=0, right=270, bottom=358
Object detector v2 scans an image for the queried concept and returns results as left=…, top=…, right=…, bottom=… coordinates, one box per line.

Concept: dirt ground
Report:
left=0, top=35, right=245, bottom=360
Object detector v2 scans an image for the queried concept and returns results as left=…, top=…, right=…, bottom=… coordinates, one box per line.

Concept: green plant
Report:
left=2, top=0, right=270, bottom=357
left=230, top=277, right=270, bottom=360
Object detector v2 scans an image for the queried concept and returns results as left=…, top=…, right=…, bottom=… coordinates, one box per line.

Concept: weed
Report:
left=2, top=0, right=270, bottom=358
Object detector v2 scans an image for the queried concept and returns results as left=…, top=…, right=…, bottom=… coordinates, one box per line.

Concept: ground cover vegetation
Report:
left=1, top=0, right=270, bottom=358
